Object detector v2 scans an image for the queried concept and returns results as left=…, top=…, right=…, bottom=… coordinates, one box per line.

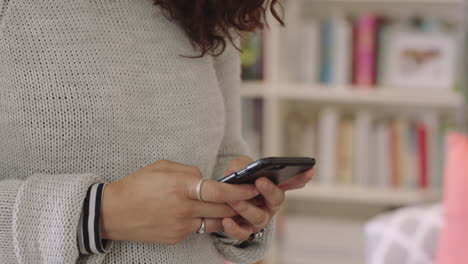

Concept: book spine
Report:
left=374, top=122, right=390, bottom=187
left=299, top=21, right=320, bottom=84
left=320, top=18, right=334, bottom=84
left=395, top=118, right=408, bottom=188
left=301, top=120, right=317, bottom=158
left=389, top=122, right=399, bottom=187
left=417, top=123, right=429, bottom=189
left=318, top=107, right=339, bottom=184
left=337, top=119, right=354, bottom=184
left=353, top=15, right=379, bottom=87
left=354, top=111, right=371, bottom=185
left=332, top=15, right=351, bottom=86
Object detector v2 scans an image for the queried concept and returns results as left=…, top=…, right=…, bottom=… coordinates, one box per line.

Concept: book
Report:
left=373, top=121, right=391, bottom=187
left=354, top=111, right=372, bottom=185
left=298, top=21, right=320, bottom=84
left=320, top=18, right=334, bottom=84
left=353, top=15, right=379, bottom=87
left=376, top=18, right=392, bottom=86
left=337, top=118, right=355, bottom=184
left=284, top=111, right=305, bottom=156
left=404, top=121, right=419, bottom=188
left=416, top=123, right=429, bottom=189
left=319, top=14, right=352, bottom=86
left=301, top=119, right=317, bottom=158
left=395, top=118, right=409, bottom=187
left=318, top=107, right=339, bottom=184
left=333, top=14, right=352, bottom=86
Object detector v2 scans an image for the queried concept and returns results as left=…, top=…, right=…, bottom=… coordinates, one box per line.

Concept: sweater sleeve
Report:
left=0, top=173, right=103, bottom=264
left=210, top=38, right=275, bottom=264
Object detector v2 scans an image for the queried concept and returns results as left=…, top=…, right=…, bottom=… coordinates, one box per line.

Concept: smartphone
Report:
left=218, top=157, right=315, bottom=185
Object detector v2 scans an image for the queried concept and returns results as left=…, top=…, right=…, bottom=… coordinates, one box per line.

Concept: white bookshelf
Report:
left=243, top=1, right=463, bottom=263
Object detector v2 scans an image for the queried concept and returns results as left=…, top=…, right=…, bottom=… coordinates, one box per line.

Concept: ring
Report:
left=196, top=218, right=206, bottom=234
left=196, top=178, right=206, bottom=201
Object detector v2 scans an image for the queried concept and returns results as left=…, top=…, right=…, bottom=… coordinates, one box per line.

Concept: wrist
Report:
left=100, top=182, right=120, bottom=240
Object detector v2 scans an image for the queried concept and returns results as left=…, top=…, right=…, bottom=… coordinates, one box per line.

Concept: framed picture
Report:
left=386, top=33, right=456, bottom=89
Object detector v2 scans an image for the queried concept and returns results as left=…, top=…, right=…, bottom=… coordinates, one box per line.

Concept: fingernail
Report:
left=263, top=180, right=273, bottom=192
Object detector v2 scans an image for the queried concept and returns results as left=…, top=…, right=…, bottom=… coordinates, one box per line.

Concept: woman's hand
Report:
left=100, top=160, right=259, bottom=245
left=221, top=156, right=314, bottom=241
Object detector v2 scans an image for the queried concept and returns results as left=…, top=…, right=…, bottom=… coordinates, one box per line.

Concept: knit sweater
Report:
left=0, top=0, right=273, bottom=263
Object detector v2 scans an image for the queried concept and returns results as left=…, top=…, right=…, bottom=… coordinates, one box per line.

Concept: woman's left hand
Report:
left=221, top=156, right=314, bottom=241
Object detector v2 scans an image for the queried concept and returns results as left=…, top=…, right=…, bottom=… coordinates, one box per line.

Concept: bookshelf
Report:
left=240, top=0, right=463, bottom=263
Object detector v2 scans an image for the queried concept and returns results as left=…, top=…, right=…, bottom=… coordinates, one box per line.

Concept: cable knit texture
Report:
left=0, top=0, right=273, bottom=263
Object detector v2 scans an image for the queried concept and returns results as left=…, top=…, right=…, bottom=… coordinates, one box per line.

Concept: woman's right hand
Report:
left=100, top=160, right=259, bottom=245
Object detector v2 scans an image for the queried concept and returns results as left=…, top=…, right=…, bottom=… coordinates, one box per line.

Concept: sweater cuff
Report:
left=78, top=183, right=113, bottom=255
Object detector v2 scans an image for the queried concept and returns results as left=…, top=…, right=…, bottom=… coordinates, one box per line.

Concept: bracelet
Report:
left=214, top=229, right=265, bottom=247
left=247, top=228, right=265, bottom=242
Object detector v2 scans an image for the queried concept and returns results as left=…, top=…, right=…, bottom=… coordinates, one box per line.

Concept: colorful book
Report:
left=320, top=18, right=334, bottom=84
left=416, top=123, right=429, bottom=189
left=337, top=119, right=355, bottom=184
left=353, top=15, right=379, bottom=87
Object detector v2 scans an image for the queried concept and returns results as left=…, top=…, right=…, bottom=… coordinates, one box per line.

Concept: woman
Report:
left=0, top=0, right=314, bottom=263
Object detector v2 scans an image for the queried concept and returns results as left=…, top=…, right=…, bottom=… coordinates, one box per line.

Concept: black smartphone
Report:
left=218, top=157, right=315, bottom=185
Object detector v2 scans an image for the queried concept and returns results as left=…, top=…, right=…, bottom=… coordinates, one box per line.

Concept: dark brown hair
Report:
left=154, top=0, right=284, bottom=57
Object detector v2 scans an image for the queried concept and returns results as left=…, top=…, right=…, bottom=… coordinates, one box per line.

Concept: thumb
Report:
left=224, top=155, right=254, bottom=176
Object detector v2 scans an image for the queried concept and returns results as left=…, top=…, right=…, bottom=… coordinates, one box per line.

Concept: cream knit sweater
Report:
left=0, top=0, right=273, bottom=263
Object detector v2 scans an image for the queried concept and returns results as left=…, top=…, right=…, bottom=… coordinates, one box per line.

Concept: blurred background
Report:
left=239, top=0, right=463, bottom=263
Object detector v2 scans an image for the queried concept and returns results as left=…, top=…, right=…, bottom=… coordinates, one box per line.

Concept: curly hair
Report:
left=154, top=0, right=283, bottom=57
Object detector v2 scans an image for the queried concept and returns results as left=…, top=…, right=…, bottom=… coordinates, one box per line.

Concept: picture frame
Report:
left=386, top=32, right=456, bottom=89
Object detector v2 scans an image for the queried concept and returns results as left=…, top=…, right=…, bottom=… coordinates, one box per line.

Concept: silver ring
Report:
left=196, top=218, right=206, bottom=234
left=196, top=178, right=206, bottom=201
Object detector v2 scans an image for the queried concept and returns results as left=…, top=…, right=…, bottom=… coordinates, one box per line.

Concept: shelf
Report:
left=303, top=0, right=461, bottom=4
left=238, top=82, right=267, bottom=98
left=278, top=84, right=461, bottom=109
left=240, top=82, right=461, bottom=109
left=286, top=183, right=441, bottom=206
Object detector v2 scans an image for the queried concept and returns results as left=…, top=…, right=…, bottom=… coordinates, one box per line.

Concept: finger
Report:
left=256, top=177, right=285, bottom=213
left=187, top=179, right=259, bottom=203
left=189, top=201, right=238, bottom=218
left=191, top=218, right=224, bottom=233
left=228, top=200, right=270, bottom=229
left=222, top=218, right=254, bottom=241
left=224, top=155, right=254, bottom=176
left=278, top=169, right=314, bottom=191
